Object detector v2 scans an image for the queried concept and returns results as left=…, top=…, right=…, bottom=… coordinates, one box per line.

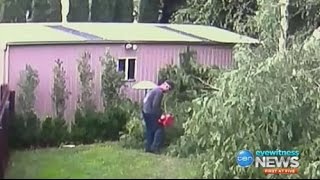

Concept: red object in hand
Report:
left=158, top=113, right=174, bottom=127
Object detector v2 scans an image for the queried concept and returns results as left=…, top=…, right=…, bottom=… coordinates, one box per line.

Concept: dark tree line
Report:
left=172, top=0, right=320, bottom=39
left=1, top=0, right=319, bottom=42
left=0, top=0, right=185, bottom=23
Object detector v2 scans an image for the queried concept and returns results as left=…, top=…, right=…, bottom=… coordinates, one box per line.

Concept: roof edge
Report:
left=6, top=40, right=235, bottom=46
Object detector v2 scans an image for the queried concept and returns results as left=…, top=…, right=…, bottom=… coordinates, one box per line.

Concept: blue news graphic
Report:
left=255, top=150, right=299, bottom=157
left=236, top=150, right=254, bottom=167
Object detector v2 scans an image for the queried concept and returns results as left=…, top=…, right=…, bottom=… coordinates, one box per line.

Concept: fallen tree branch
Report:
left=191, top=75, right=221, bottom=91
left=309, top=66, right=320, bottom=72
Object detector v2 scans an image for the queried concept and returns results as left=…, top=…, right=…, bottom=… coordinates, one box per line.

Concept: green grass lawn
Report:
left=6, top=143, right=200, bottom=179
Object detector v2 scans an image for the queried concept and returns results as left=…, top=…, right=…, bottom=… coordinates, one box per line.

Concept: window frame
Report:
left=117, top=57, right=137, bottom=82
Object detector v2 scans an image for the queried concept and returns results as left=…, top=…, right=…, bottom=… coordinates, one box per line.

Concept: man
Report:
left=142, top=80, right=174, bottom=153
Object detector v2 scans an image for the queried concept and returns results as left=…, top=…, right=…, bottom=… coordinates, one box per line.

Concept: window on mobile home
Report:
left=117, top=58, right=136, bottom=80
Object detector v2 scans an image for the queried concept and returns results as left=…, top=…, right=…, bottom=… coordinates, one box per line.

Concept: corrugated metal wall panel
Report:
left=132, top=45, right=185, bottom=101
left=8, top=44, right=233, bottom=122
left=192, top=45, right=233, bottom=68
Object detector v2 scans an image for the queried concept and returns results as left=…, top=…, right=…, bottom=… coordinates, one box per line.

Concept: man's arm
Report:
left=152, top=91, right=164, bottom=117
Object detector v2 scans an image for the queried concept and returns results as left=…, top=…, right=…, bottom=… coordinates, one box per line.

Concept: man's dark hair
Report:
left=157, top=79, right=165, bottom=85
left=165, top=80, right=174, bottom=90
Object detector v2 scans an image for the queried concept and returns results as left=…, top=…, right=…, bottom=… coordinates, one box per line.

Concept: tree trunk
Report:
left=138, top=0, right=160, bottom=23
left=279, top=0, right=289, bottom=53
left=68, top=0, right=89, bottom=22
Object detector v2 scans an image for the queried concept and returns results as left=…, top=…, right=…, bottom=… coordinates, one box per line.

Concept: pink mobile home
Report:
left=0, top=23, right=258, bottom=122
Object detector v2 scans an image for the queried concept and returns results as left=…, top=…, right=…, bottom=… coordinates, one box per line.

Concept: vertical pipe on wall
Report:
left=4, top=45, right=9, bottom=85
left=0, top=46, right=4, bottom=85
left=0, top=44, right=6, bottom=85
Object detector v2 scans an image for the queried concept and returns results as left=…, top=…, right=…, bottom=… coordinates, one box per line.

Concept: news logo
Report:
left=236, top=150, right=254, bottom=167
left=236, top=150, right=299, bottom=175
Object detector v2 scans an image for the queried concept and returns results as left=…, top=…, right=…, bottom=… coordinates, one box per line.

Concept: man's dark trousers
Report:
left=142, top=112, right=162, bottom=153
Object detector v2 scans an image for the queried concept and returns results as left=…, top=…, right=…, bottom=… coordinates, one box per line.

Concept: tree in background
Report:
left=77, top=51, right=95, bottom=113
left=52, top=59, right=71, bottom=120
left=0, top=0, right=193, bottom=23
left=30, top=0, right=61, bottom=22
left=159, top=0, right=185, bottom=23
left=168, top=0, right=320, bottom=178
left=171, top=0, right=320, bottom=39
left=138, top=0, right=160, bottom=23
left=135, top=0, right=185, bottom=23
left=100, top=49, right=125, bottom=108
left=30, top=0, right=49, bottom=22
left=171, top=0, right=258, bottom=36
left=114, top=0, right=133, bottom=22
left=287, top=0, right=320, bottom=36
left=16, top=64, right=40, bottom=115
left=47, top=0, right=62, bottom=22
left=91, top=0, right=115, bottom=22
left=67, top=0, right=89, bottom=22
left=91, top=0, right=133, bottom=22
left=0, top=0, right=32, bottom=23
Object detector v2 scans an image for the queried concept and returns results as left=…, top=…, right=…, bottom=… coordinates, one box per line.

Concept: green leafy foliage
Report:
left=31, top=0, right=62, bottom=22
left=52, top=59, right=71, bottom=120
left=119, top=115, right=144, bottom=149
left=16, top=64, right=40, bottom=115
left=114, top=0, right=134, bottom=22
left=71, top=106, right=131, bottom=144
left=100, top=49, right=125, bottom=108
left=159, top=47, right=221, bottom=102
left=159, top=0, right=186, bottom=23
left=8, top=112, right=69, bottom=149
left=120, top=47, right=222, bottom=150
left=171, top=0, right=258, bottom=35
left=117, top=99, right=144, bottom=149
left=172, top=39, right=320, bottom=179
left=46, top=0, right=62, bottom=22
left=23, top=112, right=41, bottom=148
left=8, top=114, right=25, bottom=149
left=9, top=106, right=131, bottom=148
left=39, top=117, right=69, bottom=147
left=74, top=50, right=132, bottom=144
left=138, top=0, right=160, bottom=23
left=91, top=0, right=133, bottom=22
left=9, top=111, right=40, bottom=149
left=0, top=0, right=31, bottom=22
left=288, top=0, right=320, bottom=36
left=68, top=0, right=89, bottom=22
left=30, top=0, right=50, bottom=22
left=162, top=101, right=192, bottom=146
left=158, top=47, right=221, bottom=146
left=77, top=51, right=95, bottom=113
left=10, top=49, right=133, bottom=150
left=172, top=0, right=320, bottom=40
left=91, top=0, right=116, bottom=22
left=102, top=106, right=131, bottom=140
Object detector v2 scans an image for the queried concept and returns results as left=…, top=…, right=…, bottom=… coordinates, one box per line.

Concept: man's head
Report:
left=159, top=80, right=174, bottom=93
